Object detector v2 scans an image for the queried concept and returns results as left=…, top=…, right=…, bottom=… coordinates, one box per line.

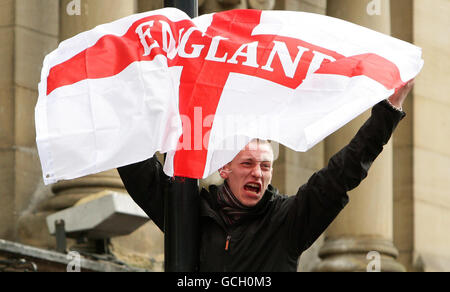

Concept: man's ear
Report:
left=219, top=165, right=231, bottom=179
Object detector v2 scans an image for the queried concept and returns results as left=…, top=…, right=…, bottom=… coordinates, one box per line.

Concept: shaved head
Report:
left=219, top=139, right=274, bottom=207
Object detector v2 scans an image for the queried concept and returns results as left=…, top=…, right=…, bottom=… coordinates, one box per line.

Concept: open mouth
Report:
left=243, top=182, right=261, bottom=195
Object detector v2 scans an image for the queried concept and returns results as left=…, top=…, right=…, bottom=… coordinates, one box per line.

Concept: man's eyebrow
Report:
left=240, top=157, right=272, bottom=163
left=240, top=157, right=254, bottom=161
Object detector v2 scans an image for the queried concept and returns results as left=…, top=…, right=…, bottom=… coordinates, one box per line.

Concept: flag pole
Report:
left=163, top=0, right=200, bottom=272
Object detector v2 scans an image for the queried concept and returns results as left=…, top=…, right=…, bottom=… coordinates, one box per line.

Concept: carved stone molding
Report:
left=218, top=0, right=242, bottom=5
left=314, top=237, right=406, bottom=272
left=201, top=0, right=247, bottom=13
left=51, top=170, right=124, bottom=197
left=248, top=0, right=275, bottom=10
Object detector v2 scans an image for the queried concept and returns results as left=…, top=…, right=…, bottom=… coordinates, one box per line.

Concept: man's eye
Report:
left=242, top=162, right=251, bottom=166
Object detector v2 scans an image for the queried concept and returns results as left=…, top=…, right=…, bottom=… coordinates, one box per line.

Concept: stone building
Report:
left=0, top=0, right=448, bottom=272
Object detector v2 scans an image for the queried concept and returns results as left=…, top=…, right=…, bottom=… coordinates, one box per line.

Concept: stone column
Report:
left=275, top=0, right=326, bottom=13
left=14, top=0, right=60, bottom=247
left=0, top=0, right=16, bottom=240
left=390, top=0, right=414, bottom=271
left=248, top=0, right=275, bottom=10
left=200, top=0, right=247, bottom=14
left=315, top=0, right=404, bottom=272
left=50, top=0, right=136, bottom=208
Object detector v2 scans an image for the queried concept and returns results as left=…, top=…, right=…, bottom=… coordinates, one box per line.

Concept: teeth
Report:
left=245, top=183, right=260, bottom=194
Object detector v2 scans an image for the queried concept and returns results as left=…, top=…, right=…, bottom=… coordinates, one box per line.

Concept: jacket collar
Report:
left=200, top=184, right=277, bottom=223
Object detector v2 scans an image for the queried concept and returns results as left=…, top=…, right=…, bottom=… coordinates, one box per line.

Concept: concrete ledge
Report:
left=46, top=192, right=149, bottom=239
left=0, top=239, right=147, bottom=272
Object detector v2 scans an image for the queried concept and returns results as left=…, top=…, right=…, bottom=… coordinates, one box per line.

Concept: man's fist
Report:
left=388, top=79, right=415, bottom=110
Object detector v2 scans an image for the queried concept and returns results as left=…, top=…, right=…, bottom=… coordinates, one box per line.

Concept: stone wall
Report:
left=0, top=0, right=16, bottom=240
left=0, top=0, right=448, bottom=272
left=412, top=0, right=450, bottom=272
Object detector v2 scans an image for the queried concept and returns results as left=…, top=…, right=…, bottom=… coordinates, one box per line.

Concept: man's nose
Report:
left=251, top=165, right=263, bottom=178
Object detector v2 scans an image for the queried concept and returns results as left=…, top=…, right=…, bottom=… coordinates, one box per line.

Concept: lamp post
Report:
left=163, top=0, right=199, bottom=273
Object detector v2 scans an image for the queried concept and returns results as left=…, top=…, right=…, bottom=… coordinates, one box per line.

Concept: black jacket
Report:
left=117, top=100, right=405, bottom=272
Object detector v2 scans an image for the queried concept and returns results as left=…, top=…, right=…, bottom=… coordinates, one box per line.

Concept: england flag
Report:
left=35, top=8, right=423, bottom=184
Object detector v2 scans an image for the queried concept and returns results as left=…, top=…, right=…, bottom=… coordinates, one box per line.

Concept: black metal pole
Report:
left=164, top=0, right=199, bottom=272
left=164, top=0, right=198, bottom=18
left=164, top=177, right=199, bottom=272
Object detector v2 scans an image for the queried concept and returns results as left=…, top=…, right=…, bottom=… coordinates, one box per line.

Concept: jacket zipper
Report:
left=225, top=235, right=231, bottom=251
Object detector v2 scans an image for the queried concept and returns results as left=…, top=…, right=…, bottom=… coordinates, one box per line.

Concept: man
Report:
left=117, top=80, right=414, bottom=272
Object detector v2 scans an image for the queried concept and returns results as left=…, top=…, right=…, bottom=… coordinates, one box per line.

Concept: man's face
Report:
left=220, top=140, right=274, bottom=207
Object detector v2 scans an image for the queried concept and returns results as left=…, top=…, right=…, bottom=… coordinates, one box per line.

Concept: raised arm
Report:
left=117, top=155, right=168, bottom=231
left=287, top=97, right=407, bottom=254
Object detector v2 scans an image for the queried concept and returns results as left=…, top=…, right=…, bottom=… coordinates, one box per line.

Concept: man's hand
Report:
left=388, top=79, right=415, bottom=110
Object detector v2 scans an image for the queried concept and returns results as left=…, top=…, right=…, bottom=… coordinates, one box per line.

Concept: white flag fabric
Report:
left=35, top=8, right=423, bottom=184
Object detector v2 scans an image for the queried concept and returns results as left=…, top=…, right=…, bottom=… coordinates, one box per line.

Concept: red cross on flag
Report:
left=36, top=8, right=423, bottom=185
